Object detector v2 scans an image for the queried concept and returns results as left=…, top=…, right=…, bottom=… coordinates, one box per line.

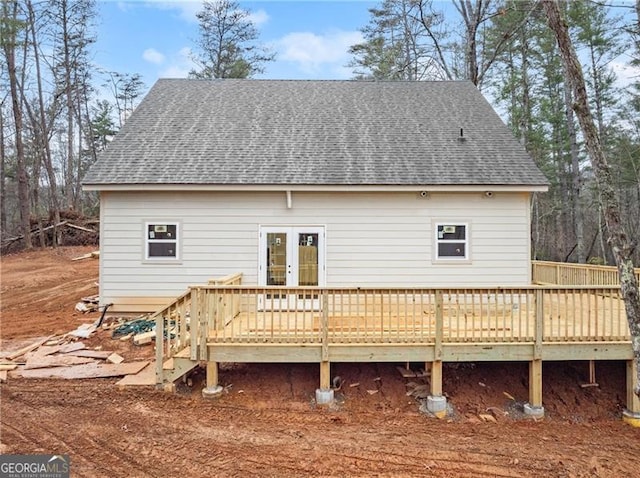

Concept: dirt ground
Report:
left=1, top=247, right=639, bottom=477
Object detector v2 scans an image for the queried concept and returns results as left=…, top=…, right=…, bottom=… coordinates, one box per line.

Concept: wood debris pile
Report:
left=75, top=295, right=100, bottom=313
left=1, top=210, right=99, bottom=254
left=0, top=331, right=147, bottom=383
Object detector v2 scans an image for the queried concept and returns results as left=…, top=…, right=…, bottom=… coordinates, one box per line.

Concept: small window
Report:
left=435, top=224, right=468, bottom=260
left=146, top=222, right=179, bottom=260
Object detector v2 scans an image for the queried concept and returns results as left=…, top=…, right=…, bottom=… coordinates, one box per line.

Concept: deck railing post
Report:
left=190, top=287, right=199, bottom=361
left=199, top=288, right=208, bottom=361
left=321, top=289, right=329, bottom=365
left=534, top=288, right=544, bottom=359
left=434, top=290, right=443, bottom=362
left=155, top=311, right=164, bottom=386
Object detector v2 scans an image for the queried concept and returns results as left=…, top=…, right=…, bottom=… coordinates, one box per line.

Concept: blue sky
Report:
left=94, top=0, right=380, bottom=89
left=93, top=0, right=639, bottom=96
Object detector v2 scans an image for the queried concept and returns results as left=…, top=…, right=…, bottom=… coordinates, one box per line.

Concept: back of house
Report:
left=83, top=79, right=548, bottom=313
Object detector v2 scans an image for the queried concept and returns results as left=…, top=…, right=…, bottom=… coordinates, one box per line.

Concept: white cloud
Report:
left=276, top=30, right=363, bottom=78
left=143, top=1, right=203, bottom=23
left=143, top=48, right=166, bottom=65
left=610, top=60, right=640, bottom=88
left=248, top=9, right=269, bottom=26
left=158, top=46, right=198, bottom=78
left=142, top=2, right=268, bottom=25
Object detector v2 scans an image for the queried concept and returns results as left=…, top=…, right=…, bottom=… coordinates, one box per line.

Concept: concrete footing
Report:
left=523, top=403, right=545, bottom=419
left=315, top=388, right=334, bottom=405
left=426, top=395, right=447, bottom=418
left=623, top=409, right=640, bottom=427
left=202, top=385, right=224, bottom=399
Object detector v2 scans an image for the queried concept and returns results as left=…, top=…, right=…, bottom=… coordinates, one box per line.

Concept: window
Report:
left=145, top=222, right=179, bottom=260
left=435, top=223, right=468, bottom=260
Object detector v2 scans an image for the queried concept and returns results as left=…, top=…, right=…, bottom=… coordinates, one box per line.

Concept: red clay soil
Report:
left=1, top=248, right=639, bottom=477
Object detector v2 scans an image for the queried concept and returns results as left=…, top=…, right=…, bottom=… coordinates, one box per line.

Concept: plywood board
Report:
left=4, top=336, right=54, bottom=360
left=59, top=342, right=86, bottom=354
left=115, top=363, right=155, bottom=387
left=25, top=355, right=95, bottom=370
left=65, top=350, right=113, bottom=359
left=19, top=361, right=149, bottom=379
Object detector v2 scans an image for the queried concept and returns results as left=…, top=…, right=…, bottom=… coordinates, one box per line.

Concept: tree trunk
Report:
left=543, top=0, right=640, bottom=395
left=2, top=0, right=32, bottom=249
left=26, top=0, right=61, bottom=246
left=0, top=106, right=6, bottom=239
left=563, top=75, right=584, bottom=262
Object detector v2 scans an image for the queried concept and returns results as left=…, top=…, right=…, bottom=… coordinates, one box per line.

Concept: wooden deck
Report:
left=152, top=270, right=632, bottom=365
left=149, top=265, right=639, bottom=420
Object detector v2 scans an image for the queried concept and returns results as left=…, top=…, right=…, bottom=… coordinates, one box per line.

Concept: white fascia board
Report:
left=82, top=184, right=549, bottom=193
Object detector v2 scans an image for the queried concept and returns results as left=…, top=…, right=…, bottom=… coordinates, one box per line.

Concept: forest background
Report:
left=1, top=0, right=639, bottom=267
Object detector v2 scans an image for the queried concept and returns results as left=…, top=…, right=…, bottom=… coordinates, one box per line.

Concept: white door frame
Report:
left=258, top=225, right=326, bottom=309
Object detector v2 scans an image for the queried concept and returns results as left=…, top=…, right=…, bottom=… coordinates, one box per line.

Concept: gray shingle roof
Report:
left=82, top=79, right=548, bottom=187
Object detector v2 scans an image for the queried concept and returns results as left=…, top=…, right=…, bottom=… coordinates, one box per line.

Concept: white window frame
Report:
left=433, top=222, right=470, bottom=262
left=144, top=221, right=181, bottom=262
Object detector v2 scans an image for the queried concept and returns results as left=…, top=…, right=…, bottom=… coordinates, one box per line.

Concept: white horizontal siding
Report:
left=99, top=191, right=532, bottom=307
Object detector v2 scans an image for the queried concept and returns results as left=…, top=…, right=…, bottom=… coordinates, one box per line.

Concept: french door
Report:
left=259, top=226, right=325, bottom=309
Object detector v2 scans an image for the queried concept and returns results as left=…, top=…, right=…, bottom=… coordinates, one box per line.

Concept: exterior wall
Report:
left=100, top=191, right=532, bottom=312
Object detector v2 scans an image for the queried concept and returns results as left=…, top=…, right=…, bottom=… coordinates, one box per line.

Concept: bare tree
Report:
left=542, top=0, right=640, bottom=395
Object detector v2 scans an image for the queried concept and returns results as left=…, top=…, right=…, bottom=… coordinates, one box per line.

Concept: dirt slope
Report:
left=0, top=248, right=637, bottom=477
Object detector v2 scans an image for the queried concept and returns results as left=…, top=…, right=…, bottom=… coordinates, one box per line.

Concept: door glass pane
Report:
left=267, top=233, right=287, bottom=286
left=298, top=233, right=318, bottom=286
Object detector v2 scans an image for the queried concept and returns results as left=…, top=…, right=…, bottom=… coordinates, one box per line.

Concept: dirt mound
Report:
left=0, top=247, right=638, bottom=477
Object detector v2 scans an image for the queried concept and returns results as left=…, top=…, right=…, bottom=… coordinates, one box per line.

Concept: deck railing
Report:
left=192, top=285, right=629, bottom=346
left=153, top=270, right=632, bottom=385
left=154, top=272, right=242, bottom=383
left=532, top=260, right=640, bottom=286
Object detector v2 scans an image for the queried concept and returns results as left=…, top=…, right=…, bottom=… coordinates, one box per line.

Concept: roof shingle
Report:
left=82, top=79, right=548, bottom=187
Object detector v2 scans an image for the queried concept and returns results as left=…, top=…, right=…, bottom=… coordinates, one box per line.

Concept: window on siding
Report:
left=435, top=224, right=468, bottom=260
left=146, top=223, right=179, bottom=260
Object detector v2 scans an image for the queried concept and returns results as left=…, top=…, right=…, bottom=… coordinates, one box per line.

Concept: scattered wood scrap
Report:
left=18, top=361, right=149, bottom=380
left=65, top=350, right=113, bottom=359
left=396, top=366, right=430, bottom=379
left=107, top=353, right=124, bottom=364
left=0, top=370, right=7, bottom=383
left=0, top=363, right=18, bottom=371
left=24, top=355, right=95, bottom=370
left=75, top=295, right=99, bottom=313
left=133, top=330, right=156, bottom=346
left=72, top=250, right=100, bottom=261
left=59, top=342, right=86, bottom=354
left=115, top=364, right=155, bottom=387
left=68, top=323, right=97, bottom=338
left=4, top=336, right=53, bottom=361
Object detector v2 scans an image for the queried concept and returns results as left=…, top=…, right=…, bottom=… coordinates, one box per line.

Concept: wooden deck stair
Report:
left=161, top=346, right=199, bottom=384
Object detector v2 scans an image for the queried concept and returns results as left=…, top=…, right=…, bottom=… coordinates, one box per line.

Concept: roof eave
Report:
left=82, top=183, right=549, bottom=193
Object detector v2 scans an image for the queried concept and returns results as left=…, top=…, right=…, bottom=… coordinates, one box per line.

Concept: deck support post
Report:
left=316, top=361, right=334, bottom=405
left=315, top=290, right=334, bottom=405
left=524, top=359, right=544, bottom=418
left=202, top=361, right=223, bottom=399
left=426, top=291, right=447, bottom=418
left=623, top=360, right=640, bottom=427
